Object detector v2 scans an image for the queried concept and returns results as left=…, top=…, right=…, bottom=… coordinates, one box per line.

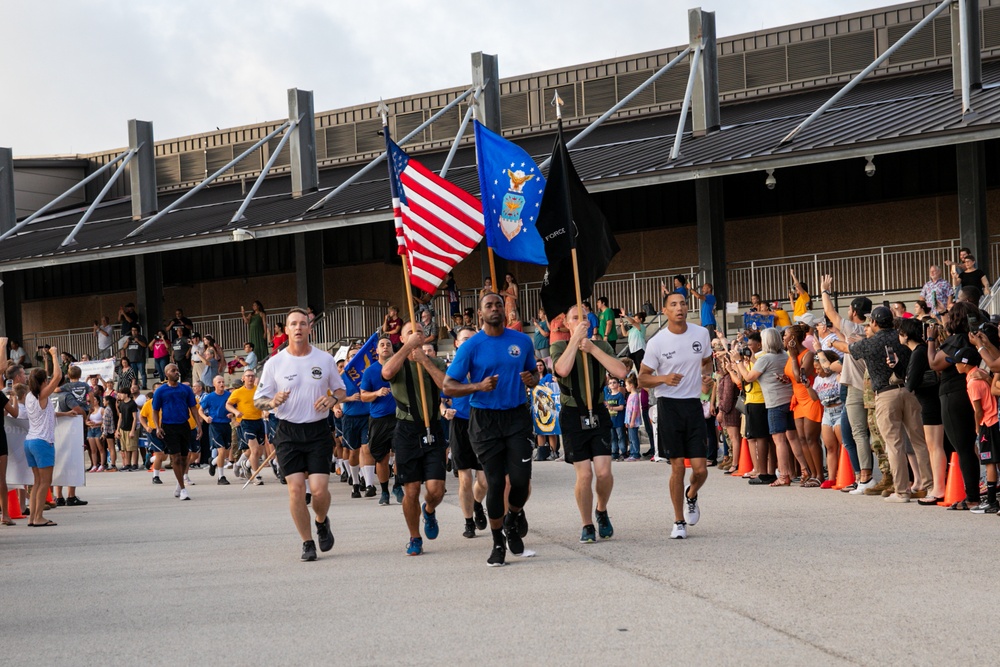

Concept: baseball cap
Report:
left=850, top=297, right=873, bottom=318
left=952, top=346, right=982, bottom=367
left=794, top=312, right=817, bottom=327
left=870, top=306, right=893, bottom=328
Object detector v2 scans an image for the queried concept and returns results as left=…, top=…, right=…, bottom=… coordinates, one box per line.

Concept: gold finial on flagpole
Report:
left=550, top=90, right=564, bottom=120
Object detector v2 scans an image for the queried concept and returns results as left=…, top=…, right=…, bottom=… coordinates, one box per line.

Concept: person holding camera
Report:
left=150, top=330, right=170, bottom=381
left=123, top=325, right=148, bottom=390
left=118, top=303, right=139, bottom=338
left=552, top=304, right=626, bottom=544
left=93, top=317, right=115, bottom=359
left=849, top=307, right=930, bottom=502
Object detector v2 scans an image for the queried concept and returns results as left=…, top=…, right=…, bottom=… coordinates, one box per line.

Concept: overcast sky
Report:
left=1, top=0, right=887, bottom=156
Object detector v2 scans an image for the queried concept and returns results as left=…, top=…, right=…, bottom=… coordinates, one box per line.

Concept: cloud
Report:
left=0, top=0, right=883, bottom=156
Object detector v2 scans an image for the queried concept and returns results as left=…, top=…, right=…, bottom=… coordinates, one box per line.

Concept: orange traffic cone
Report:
left=832, top=445, right=856, bottom=490
left=734, top=438, right=754, bottom=477
left=938, top=452, right=966, bottom=507
left=46, top=488, right=54, bottom=504
left=683, top=459, right=691, bottom=468
left=7, top=490, right=26, bottom=519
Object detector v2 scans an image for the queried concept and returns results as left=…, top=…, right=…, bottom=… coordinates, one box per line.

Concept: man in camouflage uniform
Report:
left=862, top=370, right=893, bottom=495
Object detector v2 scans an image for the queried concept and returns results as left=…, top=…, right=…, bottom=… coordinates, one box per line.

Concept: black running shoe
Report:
left=351, top=486, right=362, bottom=499
left=315, top=517, right=334, bottom=552
left=301, top=540, right=318, bottom=562
left=504, top=512, right=524, bottom=555
left=473, top=501, right=487, bottom=531
left=339, top=470, right=349, bottom=483
left=513, top=509, right=528, bottom=538
left=217, top=477, right=230, bottom=485
left=56, top=497, right=66, bottom=506
left=66, top=496, right=87, bottom=506
left=596, top=509, right=614, bottom=539
left=209, top=462, right=217, bottom=477
left=487, top=541, right=506, bottom=567
left=152, top=477, right=163, bottom=485
left=463, top=520, right=476, bottom=539
left=365, top=485, right=376, bottom=498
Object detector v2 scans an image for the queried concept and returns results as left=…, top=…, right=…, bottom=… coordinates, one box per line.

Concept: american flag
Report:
left=385, top=137, right=483, bottom=293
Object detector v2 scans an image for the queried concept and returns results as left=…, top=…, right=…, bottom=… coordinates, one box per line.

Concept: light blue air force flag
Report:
left=341, top=331, right=380, bottom=391
left=474, top=120, right=547, bottom=265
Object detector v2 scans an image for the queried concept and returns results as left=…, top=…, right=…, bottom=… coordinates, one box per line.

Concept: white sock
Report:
left=349, top=464, right=360, bottom=485
left=363, top=465, right=376, bottom=487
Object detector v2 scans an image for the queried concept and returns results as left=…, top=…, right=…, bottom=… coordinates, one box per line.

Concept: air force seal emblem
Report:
left=500, top=169, right=535, bottom=241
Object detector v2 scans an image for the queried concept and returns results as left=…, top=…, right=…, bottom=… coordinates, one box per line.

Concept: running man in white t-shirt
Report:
left=254, top=308, right=346, bottom=562
left=638, top=292, right=713, bottom=539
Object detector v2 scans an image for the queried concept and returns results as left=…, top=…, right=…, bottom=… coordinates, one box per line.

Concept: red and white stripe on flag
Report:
left=398, top=158, right=483, bottom=293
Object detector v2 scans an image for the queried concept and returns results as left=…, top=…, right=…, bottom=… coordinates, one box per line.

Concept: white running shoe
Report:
left=179, top=488, right=190, bottom=501
left=184, top=474, right=195, bottom=486
left=683, top=486, right=700, bottom=526
left=850, top=479, right=876, bottom=495
left=174, top=483, right=181, bottom=498
left=670, top=521, right=687, bottom=539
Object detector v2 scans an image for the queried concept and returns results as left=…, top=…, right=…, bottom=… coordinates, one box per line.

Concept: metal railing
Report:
left=726, top=239, right=963, bottom=305
left=321, top=299, right=389, bottom=343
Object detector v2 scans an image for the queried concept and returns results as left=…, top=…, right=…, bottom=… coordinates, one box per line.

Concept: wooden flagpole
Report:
left=380, top=101, right=432, bottom=436
left=402, top=260, right=433, bottom=435
left=241, top=450, right=277, bottom=490
left=553, top=91, right=594, bottom=415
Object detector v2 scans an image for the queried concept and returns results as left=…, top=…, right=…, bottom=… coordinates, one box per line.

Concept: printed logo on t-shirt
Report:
left=507, top=345, right=521, bottom=358
left=692, top=341, right=703, bottom=354
left=311, top=367, right=323, bottom=379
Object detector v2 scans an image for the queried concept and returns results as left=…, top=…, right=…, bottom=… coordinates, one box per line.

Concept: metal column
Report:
left=0, top=147, right=14, bottom=235
left=696, top=177, right=727, bottom=314
left=951, top=0, right=982, bottom=104
left=135, top=254, right=163, bottom=338
left=689, top=8, right=720, bottom=136
left=129, top=120, right=157, bottom=220
left=472, top=51, right=506, bottom=287
left=295, top=231, right=325, bottom=311
left=288, top=89, right=319, bottom=198
left=956, top=142, right=990, bottom=275
left=0, top=271, right=24, bottom=343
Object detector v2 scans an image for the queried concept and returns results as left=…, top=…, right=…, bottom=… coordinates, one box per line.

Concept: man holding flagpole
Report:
left=444, top=293, right=538, bottom=567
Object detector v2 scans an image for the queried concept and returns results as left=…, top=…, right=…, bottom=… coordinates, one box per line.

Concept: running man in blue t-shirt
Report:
left=443, top=293, right=538, bottom=567
left=359, top=336, right=401, bottom=506
left=199, top=375, right=233, bottom=485
left=151, top=363, right=201, bottom=501
left=690, top=282, right=718, bottom=336
left=340, top=348, right=373, bottom=499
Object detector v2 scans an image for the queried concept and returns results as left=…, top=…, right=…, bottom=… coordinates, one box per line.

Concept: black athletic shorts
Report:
left=161, top=423, right=191, bottom=456
left=449, top=416, right=482, bottom=471
left=559, top=405, right=612, bottom=463
left=392, top=419, right=446, bottom=484
left=744, top=402, right=768, bottom=440
left=368, top=414, right=396, bottom=463
left=979, top=423, right=999, bottom=465
left=342, top=414, right=369, bottom=451
left=273, top=419, right=333, bottom=476
left=467, top=405, right=533, bottom=463
left=656, top=397, right=708, bottom=460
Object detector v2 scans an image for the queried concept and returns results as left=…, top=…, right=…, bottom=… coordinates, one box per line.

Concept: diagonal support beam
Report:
left=0, top=148, right=132, bottom=243
left=779, top=0, right=951, bottom=146
left=60, top=147, right=137, bottom=247
left=231, top=116, right=302, bottom=223
left=439, top=86, right=484, bottom=179
left=670, top=43, right=703, bottom=161
left=126, top=120, right=291, bottom=238
left=540, top=47, right=691, bottom=170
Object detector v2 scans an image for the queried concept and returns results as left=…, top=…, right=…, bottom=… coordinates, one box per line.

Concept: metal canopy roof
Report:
left=4, top=62, right=1000, bottom=272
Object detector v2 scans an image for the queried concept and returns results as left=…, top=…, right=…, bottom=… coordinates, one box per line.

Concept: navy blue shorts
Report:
left=238, top=419, right=265, bottom=449
left=189, top=428, right=200, bottom=453
left=342, top=414, right=369, bottom=451
left=209, top=422, right=232, bottom=450
left=767, top=405, right=795, bottom=435
left=146, top=432, right=165, bottom=453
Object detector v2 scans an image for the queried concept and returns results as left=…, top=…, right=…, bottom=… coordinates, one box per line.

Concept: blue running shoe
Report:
left=422, top=503, right=439, bottom=540
left=596, top=510, right=614, bottom=539
left=406, top=537, right=423, bottom=556
left=392, top=484, right=404, bottom=504
left=580, top=524, right=597, bottom=543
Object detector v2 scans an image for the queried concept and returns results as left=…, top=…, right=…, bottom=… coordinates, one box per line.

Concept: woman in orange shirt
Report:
left=784, top=324, right=824, bottom=487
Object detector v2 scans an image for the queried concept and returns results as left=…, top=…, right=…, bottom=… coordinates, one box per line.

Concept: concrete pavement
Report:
left=3, top=459, right=997, bottom=666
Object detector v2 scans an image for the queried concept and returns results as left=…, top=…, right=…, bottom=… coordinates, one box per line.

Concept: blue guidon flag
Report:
left=340, top=331, right=380, bottom=391
left=473, top=120, right=547, bottom=266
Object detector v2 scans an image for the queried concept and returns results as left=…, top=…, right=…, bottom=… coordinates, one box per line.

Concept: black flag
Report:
left=536, top=122, right=619, bottom=319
